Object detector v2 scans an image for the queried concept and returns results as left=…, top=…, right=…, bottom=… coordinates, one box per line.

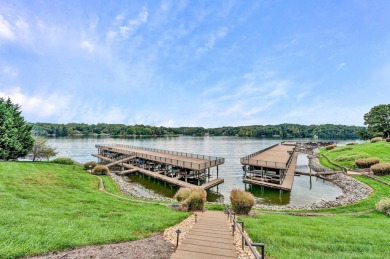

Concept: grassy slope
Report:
left=242, top=212, right=389, bottom=259
left=320, top=141, right=390, bottom=169
left=243, top=142, right=390, bottom=258
left=0, top=162, right=188, bottom=259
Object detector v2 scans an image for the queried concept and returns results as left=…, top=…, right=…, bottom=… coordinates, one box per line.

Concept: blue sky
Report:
left=0, top=0, right=389, bottom=127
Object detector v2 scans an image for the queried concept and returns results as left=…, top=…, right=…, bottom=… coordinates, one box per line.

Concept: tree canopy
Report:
left=0, top=98, right=34, bottom=160
left=363, top=104, right=390, bottom=138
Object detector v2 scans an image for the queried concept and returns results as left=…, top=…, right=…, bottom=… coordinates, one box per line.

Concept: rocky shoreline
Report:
left=109, top=153, right=373, bottom=211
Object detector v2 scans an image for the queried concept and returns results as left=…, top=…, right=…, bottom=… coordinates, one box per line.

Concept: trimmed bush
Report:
left=51, top=157, right=77, bottom=165
left=370, top=137, right=383, bottom=143
left=376, top=198, right=390, bottom=216
left=371, top=163, right=390, bottom=176
left=355, top=158, right=380, bottom=168
left=230, top=189, right=255, bottom=215
left=346, top=142, right=358, bottom=145
left=386, top=138, right=390, bottom=142
left=174, top=187, right=207, bottom=211
left=325, top=144, right=336, bottom=150
left=173, top=188, right=191, bottom=202
left=92, top=165, right=109, bottom=175
left=83, top=161, right=97, bottom=170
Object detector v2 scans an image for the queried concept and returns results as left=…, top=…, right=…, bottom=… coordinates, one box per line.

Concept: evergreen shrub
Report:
left=92, top=165, right=109, bottom=175
left=371, top=163, right=390, bottom=176
left=346, top=142, right=358, bottom=145
left=355, top=158, right=380, bottom=168
left=376, top=198, right=390, bottom=216
left=230, top=189, right=255, bottom=215
left=386, top=138, right=390, bottom=142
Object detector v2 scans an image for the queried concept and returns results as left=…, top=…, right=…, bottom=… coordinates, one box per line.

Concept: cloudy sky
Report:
left=0, top=1, right=389, bottom=127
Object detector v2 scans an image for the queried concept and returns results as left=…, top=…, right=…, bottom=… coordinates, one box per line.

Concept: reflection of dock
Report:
left=93, top=144, right=225, bottom=190
left=241, top=143, right=298, bottom=191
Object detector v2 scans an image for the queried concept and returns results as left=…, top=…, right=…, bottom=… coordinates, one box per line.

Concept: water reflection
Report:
left=47, top=136, right=345, bottom=205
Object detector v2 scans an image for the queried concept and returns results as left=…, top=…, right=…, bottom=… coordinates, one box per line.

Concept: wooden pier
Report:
left=93, top=144, right=225, bottom=190
left=241, top=143, right=298, bottom=191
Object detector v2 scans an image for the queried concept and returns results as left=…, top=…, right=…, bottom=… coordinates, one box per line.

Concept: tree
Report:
left=0, top=97, right=34, bottom=160
left=28, top=137, right=58, bottom=161
left=363, top=104, right=390, bottom=138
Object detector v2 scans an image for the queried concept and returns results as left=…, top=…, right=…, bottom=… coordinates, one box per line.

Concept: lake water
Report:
left=47, top=136, right=347, bottom=205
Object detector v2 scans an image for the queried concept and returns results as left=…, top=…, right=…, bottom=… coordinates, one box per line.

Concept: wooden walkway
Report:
left=96, top=144, right=224, bottom=171
left=171, top=211, right=236, bottom=259
left=92, top=154, right=224, bottom=190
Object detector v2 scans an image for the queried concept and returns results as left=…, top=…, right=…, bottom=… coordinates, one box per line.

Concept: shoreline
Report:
left=108, top=153, right=373, bottom=211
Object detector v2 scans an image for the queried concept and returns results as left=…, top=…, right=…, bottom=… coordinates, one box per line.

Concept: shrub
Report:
left=92, top=165, right=109, bottom=175
left=230, top=189, right=255, bottom=215
left=370, top=137, right=383, bottom=143
left=83, top=161, right=97, bottom=170
left=174, top=188, right=191, bottom=202
left=51, top=157, right=77, bottom=165
left=175, top=187, right=207, bottom=211
left=355, top=158, right=380, bottom=168
left=325, top=144, right=336, bottom=150
left=371, top=163, right=390, bottom=176
left=376, top=198, right=390, bottom=216
left=386, top=138, right=390, bottom=142
left=346, top=142, right=358, bottom=145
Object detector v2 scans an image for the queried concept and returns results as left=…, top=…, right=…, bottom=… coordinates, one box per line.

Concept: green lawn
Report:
left=0, top=162, right=188, bottom=259
left=320, top=141, right=390, bottom=169
left=242, top=212, right=389, bottom=259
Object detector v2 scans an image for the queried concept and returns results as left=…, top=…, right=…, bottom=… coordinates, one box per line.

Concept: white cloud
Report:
left=337, top=62, right=346, bottom=70
left=81, top=40, right=95, bottom=53
left=197, top=27, right=228, bottom=53
left=1, top=66, right=18, bottom=78
left=0, top=87, right=71, bottom=119
left=108, top=7, right=149, bottom=40
left=0, top=15, right=14, bottom=39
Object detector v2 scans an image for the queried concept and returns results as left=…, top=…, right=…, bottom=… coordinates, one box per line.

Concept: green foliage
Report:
left=376, top=198, right=390, bottom=216
left=92, top=164, right=109, bottom=175
left=325, top=144, right=336, bottom=150
left=173, top=188, right=191, bottom=202
left=346, top=142, right=358, bottom=145
left=0, top=97, right=34, bottom=160
left=28, top=137, right=57, bottom=161
left=355, top=158, right=380, bottom=168
left=230, top=189, right=255, bottom=215
left=175, top=187, right=206, bottom=211
left=0, top=162, right=188, bottom=258
left=371, top=163, right=390, bottom=176
left=51, top=157, right=77, bottom=165
left=320, top=142, right=390, bottom=169
left=31, top=122, right=364, bottom=138
left=364, top=104, right=390, bottom=139
left=83, top=161, right=97, bottom=170
left=371, top=137, right=383, bottom=143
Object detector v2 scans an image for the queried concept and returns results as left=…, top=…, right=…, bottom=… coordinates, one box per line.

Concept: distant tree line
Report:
left=30, top=122, right=364, bottom=139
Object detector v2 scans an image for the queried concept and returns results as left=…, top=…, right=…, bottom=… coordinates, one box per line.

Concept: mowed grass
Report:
left=0, top=162, right=188, bottom=259
left=320, top=141, right=390, bottom=169
left=242, top=212, right=390, bottom=259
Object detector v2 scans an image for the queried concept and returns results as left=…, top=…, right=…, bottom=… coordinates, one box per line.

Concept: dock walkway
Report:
left=92, top=153, right=224, bottom=190
left=171, top=211, right=236, bottom=259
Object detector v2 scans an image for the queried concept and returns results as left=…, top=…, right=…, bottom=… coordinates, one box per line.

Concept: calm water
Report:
left=47, top=136, right=346, bottom=205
